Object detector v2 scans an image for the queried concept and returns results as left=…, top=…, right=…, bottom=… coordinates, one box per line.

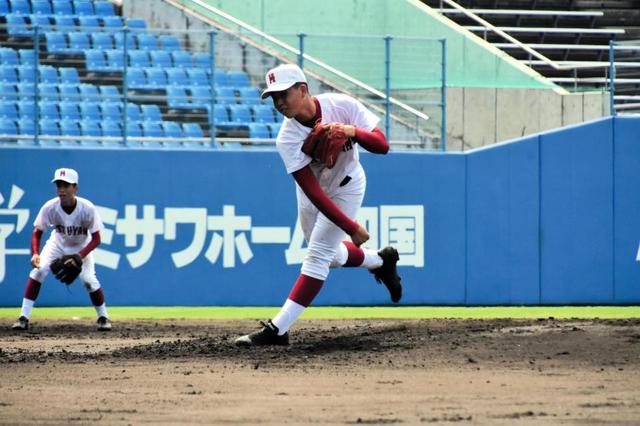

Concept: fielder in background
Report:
left=235, top=64, right=402, bottom=346
left=11, top=168, right=112, bottom=331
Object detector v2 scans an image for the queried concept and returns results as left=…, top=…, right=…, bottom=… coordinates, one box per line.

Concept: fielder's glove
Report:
left=301, top=122, right=349, bottom=169
left=50, top=254, right=83, bottom=285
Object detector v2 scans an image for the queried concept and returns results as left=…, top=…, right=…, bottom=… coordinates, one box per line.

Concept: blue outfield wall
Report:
left=0, top=116, right=638, bottom=306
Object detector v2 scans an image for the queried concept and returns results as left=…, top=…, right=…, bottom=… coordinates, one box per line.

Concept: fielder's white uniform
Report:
left=30, top=196, right=104, bottom=292
left=276, top=93, right=379, bottom=280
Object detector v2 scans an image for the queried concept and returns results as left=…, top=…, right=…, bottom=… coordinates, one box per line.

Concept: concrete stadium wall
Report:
left=0, top=117, right=637, bottom=307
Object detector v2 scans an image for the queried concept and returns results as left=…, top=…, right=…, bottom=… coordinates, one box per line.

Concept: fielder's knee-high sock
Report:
left=341, top=241, right=383, bottom=269
left=19, top=278, right=41, bottom=318
left=89, top=288, right=108, bottom=318
left=271, top=274, right=324, bottom=335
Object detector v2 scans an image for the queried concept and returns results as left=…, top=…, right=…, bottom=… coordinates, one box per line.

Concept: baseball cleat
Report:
left=96, top=316, right=112, bottom=331
left=11, top=316, right=29, bottom=331
left=234, top=320, right=289, bottom=346
left=370, top=246, right=402, bottom=303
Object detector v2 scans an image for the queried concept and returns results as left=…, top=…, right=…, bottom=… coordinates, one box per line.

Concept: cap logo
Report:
left=268, top=72, right=276, bottom=84
left=60, top=170, right=66, bottom=176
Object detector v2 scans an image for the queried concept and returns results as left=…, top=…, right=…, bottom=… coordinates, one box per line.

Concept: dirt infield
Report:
left=1, top=318, right=639, bottom=425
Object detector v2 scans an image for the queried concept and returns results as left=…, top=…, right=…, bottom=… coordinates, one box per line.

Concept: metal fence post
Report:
left=298, top=32, right=306, bottom=69
left=384, top=35, right=392, bottom=142
left=441, top=38, right=447, bottom=152
left=209, top=30, right=217, bottom=147
left=34, top=25, right=40, bottom=145
left=609, top=39, right=616, bottom=117
left=122, top=27, right=129, bottom=146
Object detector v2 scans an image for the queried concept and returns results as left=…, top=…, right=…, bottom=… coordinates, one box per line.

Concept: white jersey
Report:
left=34, top=196, right=103, bottom=249
left=276, top=93, right=379, bottom=194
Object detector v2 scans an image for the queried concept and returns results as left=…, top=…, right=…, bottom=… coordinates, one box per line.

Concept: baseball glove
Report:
left=301, top=122, right=349, bottom=169
left=50, top=254, right=83, bottom=285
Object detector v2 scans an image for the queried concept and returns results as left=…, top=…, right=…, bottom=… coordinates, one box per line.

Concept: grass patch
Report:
left=0, top=306, right=638, bottom=320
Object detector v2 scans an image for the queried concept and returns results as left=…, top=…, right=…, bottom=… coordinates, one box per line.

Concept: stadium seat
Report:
left=38, top=65, right=58, bottom=84
left=38, top=118, right=60, bottom=146
left=0, top=67, right=18, bottom=84
left=58, top=83, right=80, bottom=101
left=128, top=50, right=150, bottom=68
left=79, top=102, right=101, bottom=120
left=238, top=87, right=260, bottom=105
left=251, top=105, right=276, bottom=123
left=126, top=103, right=141, bottom=121
left=59, top=67, right=80, bottom=84
left=53, top=15, right=76, bottom=30
left=79, top=120, right=102, bottom=146
left=194, top=53, right=212, bottom=68
left=267, top=122, right=282, bottom=138
left=85, top=50, right=109, bottom=73
left=90, top=33, right=113, bottom=50
left=101, top=16, right=123, bottom=28
left=171, top=51, right=192, bottom=68
left=210, top=104, right=230, bottom=124
left=79, top=84, right=100, bottom=103
left=141, top=104, right=162, bottom=122
left=16, top=82, right=34, bottom=98
left=67, top=32, right=91, bottom=54
left=101, top=120, right=121, bottom=138
left=0, top=119, right=18, bottom=143
left=166, top=68, right=189, bottom=86
left=0, top=0, right=9, bottom=14
left=31, top=0, right=52, bottom=14
left=182, top=122, right=204, bottom=138
left=38, top=83, right=59, bottom=100
left=17, top=100, right=35, bottom=118
left=6, top=15, right=30, bottom=38
left=123, top=121, right=142, bottom=141
left=0, top=49, right=19, bottom=66
left=189, top=86, right=212, bottom=108
left=73, top=0, right=94, bottom=16
left=105, top=49, right=125, bottom=70
left=94, top=1, right=115, bottom=16
left=228, top=71, right=250, bottom=87
left=166, top=86, right=190, bottom=110
left=150, top=50, right=172, bottom=68
left=45, top=32, right=68, bottom=55
left=39, top=100, right=59, bottom=119
left=17, top=66, right=35, bottom=84
left=10, top=0, right=30, bottom=15
left=162, top=121, right=183, bottom=139
left=136, top=34, right=158, bottom=50
left=216, top=86, right=236, bottom=104
left=113, top=32, right=135, bottom=50
left=59, top=119, right=80, bottom=146
left=141, top=122, right=163, bottom=147
left=52, top=0, right=73, bottom=16
left=78, top=16, right=100, bottom=30
left=228, top=104, right=251, bottom=123
left=186, top=68, right=208, bottom=86
left=212, top=70, right=229, bottom=87
left=17, top=118, right=35, bottom=141
left=0, top=101, right=18, bottom=120
left=0, top=83, right=18, bottom=100
left=248, top=122, right=270, bottom=140
left=59, top=101, right=80, bottom=120
left=30, top=14, right=53, bottom=30
left=127, top=18, right=147, bottom=30
left=125, top=68, right=146, bottom=90
left=18, top=49, right=36, bottom=67
left=144, top=68, right=167, bottom=90
left=99, top=85, right=120, bottom=101
left=159, top=35, right=181, bottom=51
left=99, top=102, right=121, bottom=121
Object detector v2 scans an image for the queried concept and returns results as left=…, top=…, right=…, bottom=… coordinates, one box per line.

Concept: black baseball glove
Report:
left=50, top=254, right=83, bottom=285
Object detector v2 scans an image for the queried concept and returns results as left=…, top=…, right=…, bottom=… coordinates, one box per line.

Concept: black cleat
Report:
left=11, top=316, right=29, bottom=331
left=96, top=316, right=112, bottom=331
left=370, top=246, right=402, bottom=303
left=235, top=320, right=289, bottom=346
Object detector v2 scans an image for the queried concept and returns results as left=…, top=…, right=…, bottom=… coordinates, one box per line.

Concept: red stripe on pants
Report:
left=288, top=274, right=324, bottom=307
left=342, top=241, right=364, bottom=267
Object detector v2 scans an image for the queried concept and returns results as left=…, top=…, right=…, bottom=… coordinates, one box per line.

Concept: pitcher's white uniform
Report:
left=277, top=93, right=379, bottom=280
left=30, top=196, right=104, bottom=292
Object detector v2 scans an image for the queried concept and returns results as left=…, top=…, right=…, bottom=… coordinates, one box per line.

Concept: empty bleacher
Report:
left=0, top=0, right=284, bottom=147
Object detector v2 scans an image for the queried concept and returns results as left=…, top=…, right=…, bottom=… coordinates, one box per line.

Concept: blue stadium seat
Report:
left=0, top=48, right=19, bottom=66
left=17, top=100, right=34, bottom=118
left=128, top=50, right=150, bottom=68
left=126, top=103, right=142, bottom=121
left=229, top=104, right=251, bottom=123
left=17, top=66, right=35, bottom=84
left=267, top=122, right=282, bottom=138
left=126, top=69, right=146, bottom=90
left=39, top=100, right=59, bottom=119
left=79, top=120, right=101, bottom=145
left=85, top=50, right=108, bottom=73
left=99, top=102, right=121, bottom=121
left=248, top=122, right=270, bottom=139
left=216, top=87, right=236, bottom=104
left=210, top=104, right=230, bottom=124
left=124, top=121, right=142, bottom=141
left=159, top=35, right=181, bottom=51
left=79, top=101, right=100, bottom=120
left=10, top=0, right=30, bottom=14
left=38, top=83, right=59, bottom=100
left=29, top=14, right=53, bottom=30
left=113, top=31, right=135, bottom=50
left=127, top=18, right=147, bottom=30
left=94, top=1, right=115, bottom=16
left=59, top=119, right=80, bottom=145
left=186, top=68, right=208, bottom=86
left=101, top=120, right=121, bottom=138
left=136, top=33, right=158, bottom=50
left=73, top=0, right=94, bottom=15
left=52, top=0, right=73, bottom=16
left=17, top=118, right=35, bottom=141
left=79, top=84, right=100, bottom=103
left=0, top=119, right=18, bottom=143
left=0, top=101, right=18, bottom=120
left=39, top=118, right=60, bottom=146
left=162, top=121, right=183, bottom=139
left=0, top=0, right=9, bottom=14
left=166, top=68, right=188, bottom=86
left=0, top=67, right=18, bottom=84
left=212, top=70, right=229, bottom=87
left=59, top=67, right=80, bottom=84
left=90, top=33, right=112, bottom=50
left=99, top=85, right=120, bottom=101
left=53, top=15, right=76, bottom=30
left=238, top=87, right=260, bottom=105
left=105, top=49, right=124, bottom=70
left=45, top=32, right=68, bottom=55
left=150, top=50, right=172, bottom=68
left=0, top=83, right=18, bottom=100
left=31, top=0, right=52, bottom=15
left=166, top=86, right=190, bottom=110
left=18, top=49, right=36, bottom=67
left=16, top=82, right=34, bottom=98
left=141, top=122, right=163, bottom=147
left=228, top=71, right=250, bottom=87
left=59, top=101, right=80, bottom=120
left=194, top=53, right=212, bottom=68
left=251, top=105, right=276, bottom=123
left=171, top=51, right=192, bottom=68
left=144, top=68, right=166, bottom=90
left=182, top=122, right=204, bottom=138
left=6, top=15, right=30, bottom=38
left=189, top=86, right=212, bottom=108
left=38, top=65, right=58, bottom=84
left=101, top=16, right=123, bottom=28
left=58, top=83, right=80, bottom=101
left=141, top=104, right=162, bottom=122
left=68, top=32, right=91, bottom=54
left=78, top=16, right=100, bottom=30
